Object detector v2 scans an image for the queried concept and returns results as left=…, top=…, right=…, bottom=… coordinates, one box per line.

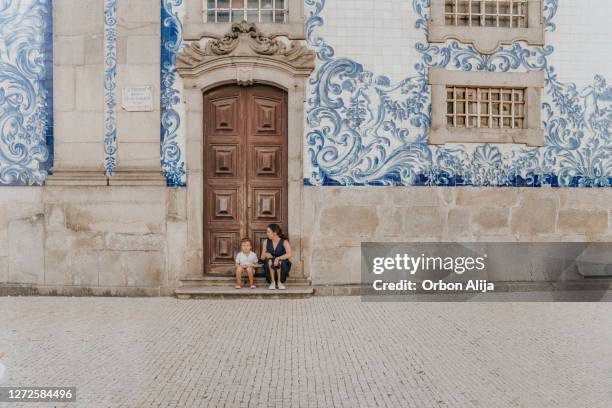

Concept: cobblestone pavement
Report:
left=1, top=296, right=611, bottom=408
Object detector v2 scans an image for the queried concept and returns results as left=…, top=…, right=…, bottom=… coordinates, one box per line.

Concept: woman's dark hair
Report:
left=267, top=223, right=286, bottom=239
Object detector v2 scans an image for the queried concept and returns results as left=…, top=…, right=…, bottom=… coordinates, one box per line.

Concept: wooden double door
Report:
left=203, top=84, right=288, bottom=274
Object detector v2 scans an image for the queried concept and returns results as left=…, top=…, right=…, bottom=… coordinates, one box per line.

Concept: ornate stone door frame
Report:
left=177, top=22, right=315, bottom=277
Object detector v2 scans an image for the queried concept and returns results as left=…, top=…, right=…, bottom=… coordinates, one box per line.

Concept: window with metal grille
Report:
left=204, top=0, right=288, bottom=23
left=429, top=0, right=544, bottom=54
left=429, top=68, right=543, bottom=146
left=444, top=0, right=528, bottom=28
left=446, top=86, right=525, bottom=129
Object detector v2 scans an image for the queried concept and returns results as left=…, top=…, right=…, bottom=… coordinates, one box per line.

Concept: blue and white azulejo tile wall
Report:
left=0, top=0, right=53, bottom=186
left=103, top=0, right=118, bottom=175
left=160, top=0, right=187, bottom=187
left=1, top=1, right=611, bottom=189
left=304, top=0, right=612, bottom=187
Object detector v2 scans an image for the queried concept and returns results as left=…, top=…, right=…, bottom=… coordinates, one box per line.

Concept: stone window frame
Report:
left=428, top=68, right=544, bottom=146
left=184, top=0, right=305, bottom=40
left=428, top=0, right=545, bottom=54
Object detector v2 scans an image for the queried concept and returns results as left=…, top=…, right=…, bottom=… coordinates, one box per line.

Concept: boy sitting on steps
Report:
left=235, top=238, right=258, bottom=289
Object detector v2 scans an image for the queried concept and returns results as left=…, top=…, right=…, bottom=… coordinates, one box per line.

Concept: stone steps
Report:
left=179, top=274, right=310, bottom=287
left=175, top=285, right=314, bottom=299
left=175, top=274, right=313, bottom=299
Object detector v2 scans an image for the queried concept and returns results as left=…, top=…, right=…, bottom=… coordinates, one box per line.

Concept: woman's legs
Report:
left=275, top=265, right=282, bottom=285
left=280, top=260, right=291, bottom=283
left=267, top=259, right=275, bottom=284
left=274, top=260, right=291, bottom=289
left=267, top=259, right=276, bottom=289
left=262, top=260, right=271, bottom=283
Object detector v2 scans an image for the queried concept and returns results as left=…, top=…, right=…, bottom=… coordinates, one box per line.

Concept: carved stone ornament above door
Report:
left=177, top=21, right=315, bottom=80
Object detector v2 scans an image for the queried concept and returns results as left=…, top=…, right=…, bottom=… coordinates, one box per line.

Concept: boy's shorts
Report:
left=237, top=264, right=255, bottom=269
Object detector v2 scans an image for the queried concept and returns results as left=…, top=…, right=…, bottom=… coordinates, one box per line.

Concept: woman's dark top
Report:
left=266, top=238, right=288, bottom=262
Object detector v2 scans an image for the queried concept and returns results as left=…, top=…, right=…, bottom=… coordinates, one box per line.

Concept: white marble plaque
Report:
left=122, top=86, right=153, bottom=111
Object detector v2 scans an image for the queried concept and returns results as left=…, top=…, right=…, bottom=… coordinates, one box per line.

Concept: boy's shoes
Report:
left=250, top=285, right=256, bottom=289
left=268, top=283, right=276, bottom=290
left=278, top=283, right=286, bottom=290
left=235, top=285, right=242, bottom=289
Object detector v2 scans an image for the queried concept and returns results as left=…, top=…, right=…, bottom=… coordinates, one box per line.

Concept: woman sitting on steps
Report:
left=261, top=223, right=292, bottom=290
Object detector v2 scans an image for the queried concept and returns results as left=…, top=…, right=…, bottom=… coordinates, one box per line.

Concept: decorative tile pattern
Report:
left=305, top=0, right=612, bottom=187
left=104, top=0, right=118, bottom=175
left=0, top=0, right=53, bottom=186
left=161, top=0, right=187, bottom=187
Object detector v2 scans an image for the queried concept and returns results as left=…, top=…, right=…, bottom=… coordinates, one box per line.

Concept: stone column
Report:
left=47, top=0, right=107, bottom=185
left=111, top=0, right=165, bottom=186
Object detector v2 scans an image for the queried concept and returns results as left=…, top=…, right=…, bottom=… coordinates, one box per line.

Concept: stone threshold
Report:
left=175, top=285, right=314, bottom=299
left=179, top=274, right=310, bottom=287
left=175, top=274, right=313, bottom=299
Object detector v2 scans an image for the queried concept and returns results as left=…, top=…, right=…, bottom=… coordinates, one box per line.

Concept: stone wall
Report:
left=0, top=189, right=44, bottom=286
left=3, top=185, right=611, bottom=292
left=303, top=187, right=612, bottom=285
left=115, top=0, right=162, bottom=172
left=0, top=0, right=187, bottom=295
left=2, top=0, right=612, bottom=295
left=52, top=0, right=162, bottom=179
left=2, top=186, right=190, bottom=296
left=53, top=0, right=105, bottom=173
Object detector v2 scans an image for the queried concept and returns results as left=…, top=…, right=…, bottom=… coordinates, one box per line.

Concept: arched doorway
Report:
left=176, top=21, right=314, bottom=278
left=203, top=84, right=288, bottom=274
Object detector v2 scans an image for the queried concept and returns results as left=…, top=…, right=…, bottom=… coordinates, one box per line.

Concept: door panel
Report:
left=203, top=85, right=287, bottom=274
left=209, top=97, right=240, bottom=134
left=208, top=231, right=241, bottom=264
left=252, top=188, right=282, bottom=221
left=253, top=97, right=282, bottom=135
left=251, top=146, right=282, bottom=178
left=209, top=188, right=240, bottom=221
left=209, top=145, right=240, bottom=177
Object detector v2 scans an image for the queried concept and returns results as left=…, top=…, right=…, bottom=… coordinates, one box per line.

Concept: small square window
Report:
left=429, top=68, right=544, bottom=146
left=445, top=86, right=526, bottom=130
left=204, top=0, right=288, bottom=23
left=444, top=0, right=528, bottom=28
left=429, top=0, right=544, bottom=54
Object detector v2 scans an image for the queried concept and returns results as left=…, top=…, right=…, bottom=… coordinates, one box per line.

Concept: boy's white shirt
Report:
left=236, top=251, right=258, bottom=265
left=0, top=361, right=5, bottom=384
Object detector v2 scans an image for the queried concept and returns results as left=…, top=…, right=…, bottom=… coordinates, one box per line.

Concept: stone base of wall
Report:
left=2, top=185, right=612, bottom=295
left=0, top=284, right=174, bottom=297
left=303, top=187, right=612, bottom=285
left=0, top=185, right=190, bottom=296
